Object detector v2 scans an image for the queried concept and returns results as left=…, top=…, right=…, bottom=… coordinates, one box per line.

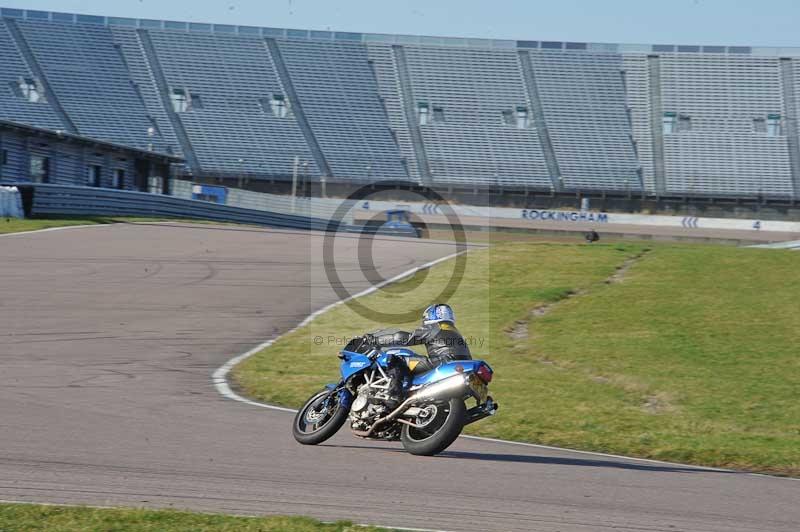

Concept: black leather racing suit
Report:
left=373, top=321, right=472, bottom=401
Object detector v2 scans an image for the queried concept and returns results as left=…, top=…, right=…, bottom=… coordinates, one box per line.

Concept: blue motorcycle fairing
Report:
left=339, top=350, right=373, bottom=380
left=411, top=359, right=491, bottom=387
left=375, top=352, right=394, bottom=367
left=340, top=347, right=491, bottom=389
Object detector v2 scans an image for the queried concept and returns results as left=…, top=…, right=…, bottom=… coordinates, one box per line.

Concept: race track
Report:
left=0, top=223, right=798, bottom=532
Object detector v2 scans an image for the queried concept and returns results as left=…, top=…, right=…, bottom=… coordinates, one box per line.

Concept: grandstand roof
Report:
left=0, top=119, right=183, bottom=163
left=2, top=6, right=800, bottom=58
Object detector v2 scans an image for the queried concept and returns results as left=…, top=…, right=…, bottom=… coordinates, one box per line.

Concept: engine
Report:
left=348, top=383, right=390, bottom=432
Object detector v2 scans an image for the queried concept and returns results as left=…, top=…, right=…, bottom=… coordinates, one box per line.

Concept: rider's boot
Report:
left=385, top=356, right=411, bottom=410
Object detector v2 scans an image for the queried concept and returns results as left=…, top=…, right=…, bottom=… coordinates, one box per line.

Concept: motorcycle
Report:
left=292, top=335, right=498, bottom=456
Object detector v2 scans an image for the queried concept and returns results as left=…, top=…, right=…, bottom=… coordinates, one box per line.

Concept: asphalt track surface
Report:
left=1, top=223, right=798, bottom=532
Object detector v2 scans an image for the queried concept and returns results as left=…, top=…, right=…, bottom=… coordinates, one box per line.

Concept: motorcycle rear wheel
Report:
left=400, top=397, right=466, bottom=456
left=292, top=389, right=349, bottom=445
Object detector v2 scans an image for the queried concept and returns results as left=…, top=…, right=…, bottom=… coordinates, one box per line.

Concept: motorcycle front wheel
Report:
left=292, top=389, right=349, bottom=445
left=400, top=397, right=466, bottom=456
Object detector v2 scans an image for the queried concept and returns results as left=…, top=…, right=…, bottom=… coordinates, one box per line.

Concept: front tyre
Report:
left=292, top=389, right=349, bottom=445
left=400, top=397, right=466, bottom=456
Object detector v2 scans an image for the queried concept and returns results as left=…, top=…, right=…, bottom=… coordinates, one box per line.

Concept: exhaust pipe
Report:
left=465, top=397, right=498, bottom=425
left=352, top=375, right=468, bottom=438
left=410, top=374, right=470, bottom=402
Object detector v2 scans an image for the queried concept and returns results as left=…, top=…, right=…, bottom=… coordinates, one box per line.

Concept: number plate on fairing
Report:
left=469, top=374, right=489, bottom=403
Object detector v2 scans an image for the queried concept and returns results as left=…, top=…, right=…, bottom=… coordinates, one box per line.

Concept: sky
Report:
left=3, top=0, right=800, bottom=48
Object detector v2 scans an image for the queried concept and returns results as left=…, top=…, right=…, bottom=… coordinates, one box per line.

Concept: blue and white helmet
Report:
left=423, top=303, right=455, bottom=325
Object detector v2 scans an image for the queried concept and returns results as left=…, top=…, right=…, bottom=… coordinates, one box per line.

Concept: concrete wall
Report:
left=174, top=180, right=800, bottom=236
left=172, top=180, right=354, bottom=223
left=353, top=197, right=800, bottom=234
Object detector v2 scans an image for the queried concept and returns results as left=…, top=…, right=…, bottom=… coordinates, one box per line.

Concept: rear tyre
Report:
left=400, top=397, right=466, bottom=456
left=292, top=389, right=349, bottom=445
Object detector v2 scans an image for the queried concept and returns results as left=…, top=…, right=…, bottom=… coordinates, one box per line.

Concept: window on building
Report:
left=190, top=94, right=204, bottom=110
left=18, top=78, right=43, bottom=103
left=170, top=89, right=189, bottom=113
left=112, top=169, right=125, bottom=190
left=265, top=94, right=289, bottom=118
left=87, top=165, right=101, bottom=187
left=30, top=155, right=50, bottom=183
left=767, top=114, right=781, bottom=137
left=501, top=110, right=515, bottom=126
left=754, top=115, right=782, bottom=136
left=515, top=107, right=530, bottom=129
left=677, top=114, right=692, bottom=132
left=662, top=112, right=677, bottom=134
left=432, top=106, right=445, bottom=123
left=418, top=102, right=430, bottom=125
left=1, top=149, right=8, bottom=166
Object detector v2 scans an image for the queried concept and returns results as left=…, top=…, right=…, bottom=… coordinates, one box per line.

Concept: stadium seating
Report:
left=1, top=8, right=799, bottom=199
left=620, top=54, right=657, bottom=193
left=143, top=29, right=320, bottom=178
left=0, top=20, right=64, bottom=130
left=526, top=50, right=640, bottom=190
left=658, top=54, right=793, bottom=197
left=277, top=40, right=407, bottom=180
left=14, top=20, right=168, bottom=151
left=378, top=44, right=553, bottom=188
left=110, top=27, right=182, bottom=157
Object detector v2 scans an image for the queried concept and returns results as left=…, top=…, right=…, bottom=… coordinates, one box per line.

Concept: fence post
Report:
left=291, top=155, right=299, bottom=213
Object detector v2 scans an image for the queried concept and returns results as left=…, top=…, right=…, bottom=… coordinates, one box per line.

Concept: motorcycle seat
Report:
left=405, top=355, right=433, bottom=375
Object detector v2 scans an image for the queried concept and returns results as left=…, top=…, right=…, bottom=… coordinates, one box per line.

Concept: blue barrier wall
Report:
left=25, top=184, right=340, bottom=231
left=18, top=184, right=419, bottom=236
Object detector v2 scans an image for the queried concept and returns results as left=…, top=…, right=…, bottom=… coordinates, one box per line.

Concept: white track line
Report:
left=0, top=224, right=111, bottom=238
left=211, top=246, right=798, bottom=481
left=0, top=500, right=121, bottom=511
left=748, top=239, right=800, bottom=250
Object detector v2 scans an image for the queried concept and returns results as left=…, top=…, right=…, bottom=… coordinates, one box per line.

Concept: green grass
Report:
left=233, top=241, right=800, bottom=476
left=0, top=216, right=257, bottom=235
left=0, top=504, right=392, bottom=531
left=0, top=216, right=113, bottom=234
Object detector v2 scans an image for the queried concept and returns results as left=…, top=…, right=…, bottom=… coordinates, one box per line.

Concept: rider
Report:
left=368, top=303, right=471, bottom=407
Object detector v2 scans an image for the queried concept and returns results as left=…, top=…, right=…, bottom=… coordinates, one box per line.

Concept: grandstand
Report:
left=1, top=7, right=800, bottom=202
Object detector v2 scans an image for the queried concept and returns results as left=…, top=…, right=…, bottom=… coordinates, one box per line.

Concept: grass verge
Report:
left=0, top=503, right=391, bottom=531
left=0, top=216, right=115, bottom=234
left=233, top=241, right=800, bottom=476
left=0, top=216, right=258, bottom=235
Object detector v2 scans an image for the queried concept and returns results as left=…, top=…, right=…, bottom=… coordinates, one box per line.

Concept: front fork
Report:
left=324, top=382, right=353, bottom=411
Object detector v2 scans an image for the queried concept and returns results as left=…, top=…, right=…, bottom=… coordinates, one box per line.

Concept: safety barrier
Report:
left=171, top=180, right=355, bottom=223
left=22, top=184, right=354, bottom=233
left=171, top=181, right=800, bottom=236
